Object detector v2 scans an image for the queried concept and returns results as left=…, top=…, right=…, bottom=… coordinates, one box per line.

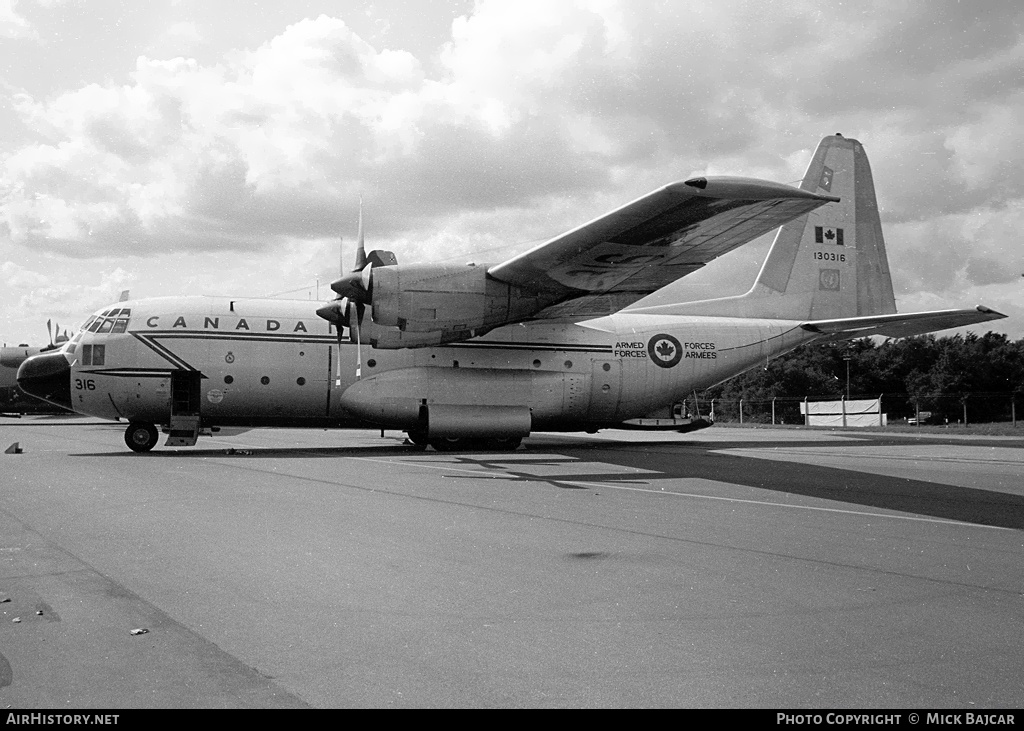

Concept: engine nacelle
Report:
left=369, top=263, right=547, bottom=337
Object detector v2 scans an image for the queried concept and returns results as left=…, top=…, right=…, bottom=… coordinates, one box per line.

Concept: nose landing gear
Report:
left=124, top=421, right=159, bottom=453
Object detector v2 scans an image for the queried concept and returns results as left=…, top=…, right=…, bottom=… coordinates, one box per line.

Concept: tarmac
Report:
left=1, top=415, right=1022, bottom=708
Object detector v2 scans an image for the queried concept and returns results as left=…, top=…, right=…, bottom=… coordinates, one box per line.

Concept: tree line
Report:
left=700, top=331, right=1024, bottom=425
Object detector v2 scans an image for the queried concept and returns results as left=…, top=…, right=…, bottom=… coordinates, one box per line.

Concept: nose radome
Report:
left=16, top=351, right=73, bottom=411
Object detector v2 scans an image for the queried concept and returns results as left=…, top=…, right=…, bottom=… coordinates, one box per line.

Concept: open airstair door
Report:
left=166, top=370, right=202, bottom=447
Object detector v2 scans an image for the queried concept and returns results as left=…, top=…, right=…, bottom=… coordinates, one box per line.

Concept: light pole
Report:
left=843, top=354, right=852, bottom=400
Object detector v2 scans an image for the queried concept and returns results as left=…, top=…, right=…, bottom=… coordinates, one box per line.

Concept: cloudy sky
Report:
left=2, top=0, right=1022, bottom=345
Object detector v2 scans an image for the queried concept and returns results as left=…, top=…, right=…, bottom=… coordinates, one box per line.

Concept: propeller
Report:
left=316, top=199, right=369, bottom=385
left=46, top=318, right=53, bottom=347
left=316, top=198, right=399, bottom=384
left=315, top=297, right=351, bottom=386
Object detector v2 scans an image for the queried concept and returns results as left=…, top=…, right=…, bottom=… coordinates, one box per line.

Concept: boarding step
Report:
left=164, top=414, right=201, bottom=447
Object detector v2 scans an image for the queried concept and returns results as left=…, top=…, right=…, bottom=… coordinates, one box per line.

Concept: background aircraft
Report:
left=1, top=320, right=71, bottom=415
left=17, top=135, right=1004, bottom=451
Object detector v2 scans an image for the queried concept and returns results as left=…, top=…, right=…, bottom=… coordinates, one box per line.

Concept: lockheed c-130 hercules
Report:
left=18, top=135, right=1005, bottom=452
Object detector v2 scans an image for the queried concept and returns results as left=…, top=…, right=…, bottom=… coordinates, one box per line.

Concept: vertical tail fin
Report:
left=650, top=135, right=897, bottom=320
left=751, top=134, right=895, bottom=319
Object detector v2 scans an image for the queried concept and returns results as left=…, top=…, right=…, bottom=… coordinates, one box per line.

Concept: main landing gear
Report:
left=406, top=431, right=522, bottom=452
left=124, top=421, right=159, bottom=453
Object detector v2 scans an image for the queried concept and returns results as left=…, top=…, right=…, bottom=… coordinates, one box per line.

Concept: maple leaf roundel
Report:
left=648, top=333, right=682, bottom=368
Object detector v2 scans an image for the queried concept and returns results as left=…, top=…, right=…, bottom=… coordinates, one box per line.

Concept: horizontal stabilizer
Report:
left=801, top=306, right=1006, bottom=340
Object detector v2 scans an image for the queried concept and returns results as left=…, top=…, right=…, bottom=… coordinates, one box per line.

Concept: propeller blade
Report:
left=354, top=302, right=364, bottom=380
left=329, top=198, right=376, bottom=303
left=322, top=300, right=347, bottom=388
left=335, top=333, right=343, bottom=387
left=354, top=196, right=366, bottom=271
left=46, top=319, right=53, bottom=346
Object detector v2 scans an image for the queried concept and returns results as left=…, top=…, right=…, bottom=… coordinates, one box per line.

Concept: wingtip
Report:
left=674, top=176, right=839, bottom=203
left=976, top=305, right=1008, bottom=318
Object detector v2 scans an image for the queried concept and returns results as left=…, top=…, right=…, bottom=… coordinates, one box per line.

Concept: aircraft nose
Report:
left=17, top=351, right=73, bottom=411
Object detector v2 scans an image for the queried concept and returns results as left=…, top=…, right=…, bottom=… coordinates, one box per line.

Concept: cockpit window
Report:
left=81, top=344, right=105, bottom=366
left=81, top=309, right=131, bottom=337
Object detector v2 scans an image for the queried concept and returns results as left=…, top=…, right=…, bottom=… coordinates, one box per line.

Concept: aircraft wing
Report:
left=800, top=306, right=1007, bottom=340
left=487, top=177, right=838, bottom=315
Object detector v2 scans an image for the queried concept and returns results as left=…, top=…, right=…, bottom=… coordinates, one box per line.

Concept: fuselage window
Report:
left=97, top=319, right=113, bottom=334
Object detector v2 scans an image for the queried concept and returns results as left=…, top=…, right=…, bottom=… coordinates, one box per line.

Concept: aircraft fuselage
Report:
left=47, top=295, right=815, bottom=441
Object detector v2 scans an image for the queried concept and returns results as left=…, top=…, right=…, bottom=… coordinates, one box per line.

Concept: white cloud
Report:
left=1, top=0, right=36, bottom=40
left=1, top=260, right=49, bottom=287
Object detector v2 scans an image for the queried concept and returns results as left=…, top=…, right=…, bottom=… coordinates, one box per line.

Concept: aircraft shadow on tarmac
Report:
left=72, top=432, right=1024, bottom=530
left=515, top=435, right=1024, bottom=531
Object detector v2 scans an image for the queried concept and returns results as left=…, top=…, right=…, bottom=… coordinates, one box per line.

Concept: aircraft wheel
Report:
left=406, top=430, right=429, bottom=447
left=124, top=422, right=159, bottom=453
left=429, top=436, right=521, bottom=452
left=429, top=437, right=463, bottom=452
